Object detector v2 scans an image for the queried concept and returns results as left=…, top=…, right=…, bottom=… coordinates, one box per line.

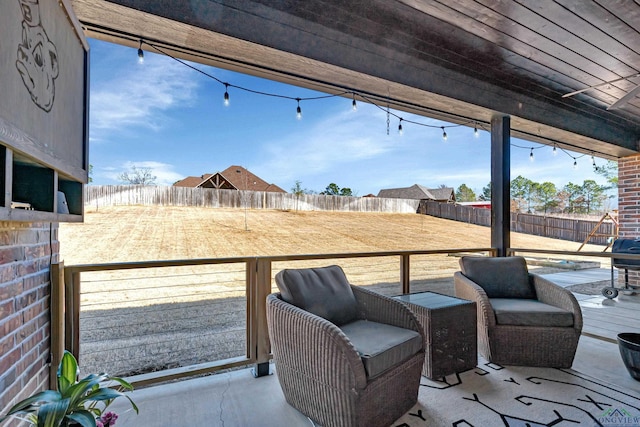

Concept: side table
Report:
left=394, top=291, right=477, bottom=379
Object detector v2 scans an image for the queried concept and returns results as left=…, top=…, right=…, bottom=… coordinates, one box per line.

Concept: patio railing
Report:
left=51, top=246, right=640, bottom=388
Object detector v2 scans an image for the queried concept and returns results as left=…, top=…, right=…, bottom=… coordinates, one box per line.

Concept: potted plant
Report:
left=0, top=350, right=138, bottom=427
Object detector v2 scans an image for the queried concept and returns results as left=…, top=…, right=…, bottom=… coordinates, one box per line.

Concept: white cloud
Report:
left=90, top=55, right=199, bottom=141
left=264, top=105, right=398, bottom=182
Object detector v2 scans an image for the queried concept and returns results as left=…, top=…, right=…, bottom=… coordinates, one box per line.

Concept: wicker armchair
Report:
left=454, top=256, right=582, bottom=368
left=267, top=265, right=425, bottom=427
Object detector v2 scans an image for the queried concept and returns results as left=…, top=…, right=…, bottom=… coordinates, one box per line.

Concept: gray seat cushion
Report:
left=490, top=298, right=574, bottom=327
left=460, top=256, right=536, bottom=299
left=340, top=319, right=422, bottom=379
left=275, top=265, right=359, bottom=326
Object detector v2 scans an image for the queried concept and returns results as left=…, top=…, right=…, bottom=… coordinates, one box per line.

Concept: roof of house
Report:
left=377, top=184, right=455, bottom=201
left=173, top=166, right=286, bottom=193
left=173, top=174, right=214, bottom=188
left=428, top=187, right=456, bottom=201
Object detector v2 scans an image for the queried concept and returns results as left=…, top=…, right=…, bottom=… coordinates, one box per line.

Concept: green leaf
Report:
left=83, top=388, right=123, bottom=403
left=83, top=386, right=138, bottom=415
left=66, top=410, right=97, bottom=427
left=4, top=390, right=61, bottom=415
left=36, top=400, right=69, bottom=427
left=107, top=376, right=134, bottom=392
left=57, top=351, right=78, bottom=394
left=125, top=394, right=139, bottom=414
left=65, top=376, right=105, bottom=408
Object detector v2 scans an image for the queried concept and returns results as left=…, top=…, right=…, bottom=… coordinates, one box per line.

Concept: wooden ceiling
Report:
left=70, top=0, right=640, bottom=159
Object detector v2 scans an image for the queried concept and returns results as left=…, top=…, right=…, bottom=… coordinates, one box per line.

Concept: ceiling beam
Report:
left=72, top=0, right=640, bottom=158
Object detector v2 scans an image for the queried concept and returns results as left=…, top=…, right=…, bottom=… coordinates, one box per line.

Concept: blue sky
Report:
left=89, top=39, right=614, bottom=199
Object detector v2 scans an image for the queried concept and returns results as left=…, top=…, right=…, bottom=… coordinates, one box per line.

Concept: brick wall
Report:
left=0, top=222, right=58, bottom=424
left=617, top=154, right=640, bottom=286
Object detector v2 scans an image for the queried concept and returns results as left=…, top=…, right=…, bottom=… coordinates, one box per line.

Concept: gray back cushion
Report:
left=459, top=256, right=536, bottom=299
left=275, top=265, right=359, bottom=326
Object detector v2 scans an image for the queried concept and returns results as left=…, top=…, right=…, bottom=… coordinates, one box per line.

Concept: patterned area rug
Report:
left=394, top=358, right=640, bottom=426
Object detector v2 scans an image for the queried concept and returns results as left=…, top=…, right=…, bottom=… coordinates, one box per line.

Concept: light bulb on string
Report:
left=441, top=126, right=447, bottom=142
left=474, top=123, right=479, bottom=138
left=296, top=99, right=302, bottom=120
left=223, top=84, right=230, bottom=107
left=573, top=158, right=578, bottom=169
left=591, top=154, right=596, bottom=166
left=529, top=148, right=534, bottom=162
left=552, top=144, right=557, bottom=156
left=352, top=93, right=357, bottom=111
left=137, top=40, right=144, bottom=64
left=398, top=119, right=403, bottom=136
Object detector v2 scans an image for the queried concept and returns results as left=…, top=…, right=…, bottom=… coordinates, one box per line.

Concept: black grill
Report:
left=612, top=239, right=640, bottom=269
left=602, top=239, right=640, bottom=299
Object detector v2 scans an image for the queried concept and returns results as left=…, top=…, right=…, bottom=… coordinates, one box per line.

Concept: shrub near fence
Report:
left=84, top=185, right=421, bottom=214
left=418, top=200, right=613, bottom=245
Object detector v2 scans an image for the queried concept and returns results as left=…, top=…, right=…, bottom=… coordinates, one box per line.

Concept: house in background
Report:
left=377, top=184, right=456, bottom=203
left=457, top=201, right=492, bottom=210
left=173, top=165, right=286, bottom=193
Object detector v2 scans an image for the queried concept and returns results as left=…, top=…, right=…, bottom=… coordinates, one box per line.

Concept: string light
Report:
left=223, top=83, right=230, bottom=107
left=140, top=38, right=617, bottom=167
left=510, top=141, right=600, bottom=171
left=138, top=40, right=493, bottom=144
left=137, top=40, right=144, bottom=64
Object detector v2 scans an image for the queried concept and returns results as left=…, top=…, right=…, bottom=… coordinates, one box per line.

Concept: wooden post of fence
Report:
left=50, top=262, right=65, bottom=388
left=252, top=258, right=271, bottom=377
left=64, top=269, right=81, bottom=360
left=400, top=254, right=410, bottom=294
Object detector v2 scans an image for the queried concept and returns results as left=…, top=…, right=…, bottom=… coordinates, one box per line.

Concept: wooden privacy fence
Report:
left=85, top=185, right=421, bottom=214
left=418, top=200, right=613, bottom=245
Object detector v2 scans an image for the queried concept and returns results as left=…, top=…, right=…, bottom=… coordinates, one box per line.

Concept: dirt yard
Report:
left=59, top=206, right=606, bottom=377
left=60, top=205, right=604, bottom=263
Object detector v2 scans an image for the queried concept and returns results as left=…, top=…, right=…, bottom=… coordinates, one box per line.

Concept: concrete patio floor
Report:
left=108, top=269, right=640, bottom=427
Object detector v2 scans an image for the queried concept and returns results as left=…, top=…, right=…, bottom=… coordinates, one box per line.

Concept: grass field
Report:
left=59, top=206, right=606, bottom=376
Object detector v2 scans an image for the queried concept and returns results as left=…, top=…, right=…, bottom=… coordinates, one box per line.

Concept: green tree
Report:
left=321, top=183, right=353, bottom=196
left=455, top=184, right=476, bottom=202
left=581, top=179, right=607, bottom=214
left=479, top=182, right=491, bottom=201
left=510, top=176, right=537, bottom=212
left=535, top=182, right=558, bottom=214
left=559, top=182, right=583, bottom=213
left=88, top=164, right=93, bottom=183
left=321, top=183, right=340, bottom=195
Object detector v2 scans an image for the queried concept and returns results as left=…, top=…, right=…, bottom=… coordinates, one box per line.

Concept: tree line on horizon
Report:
left=115, top=161, right=618, bottom=216
left=455, top=160, right=618, bottom=215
